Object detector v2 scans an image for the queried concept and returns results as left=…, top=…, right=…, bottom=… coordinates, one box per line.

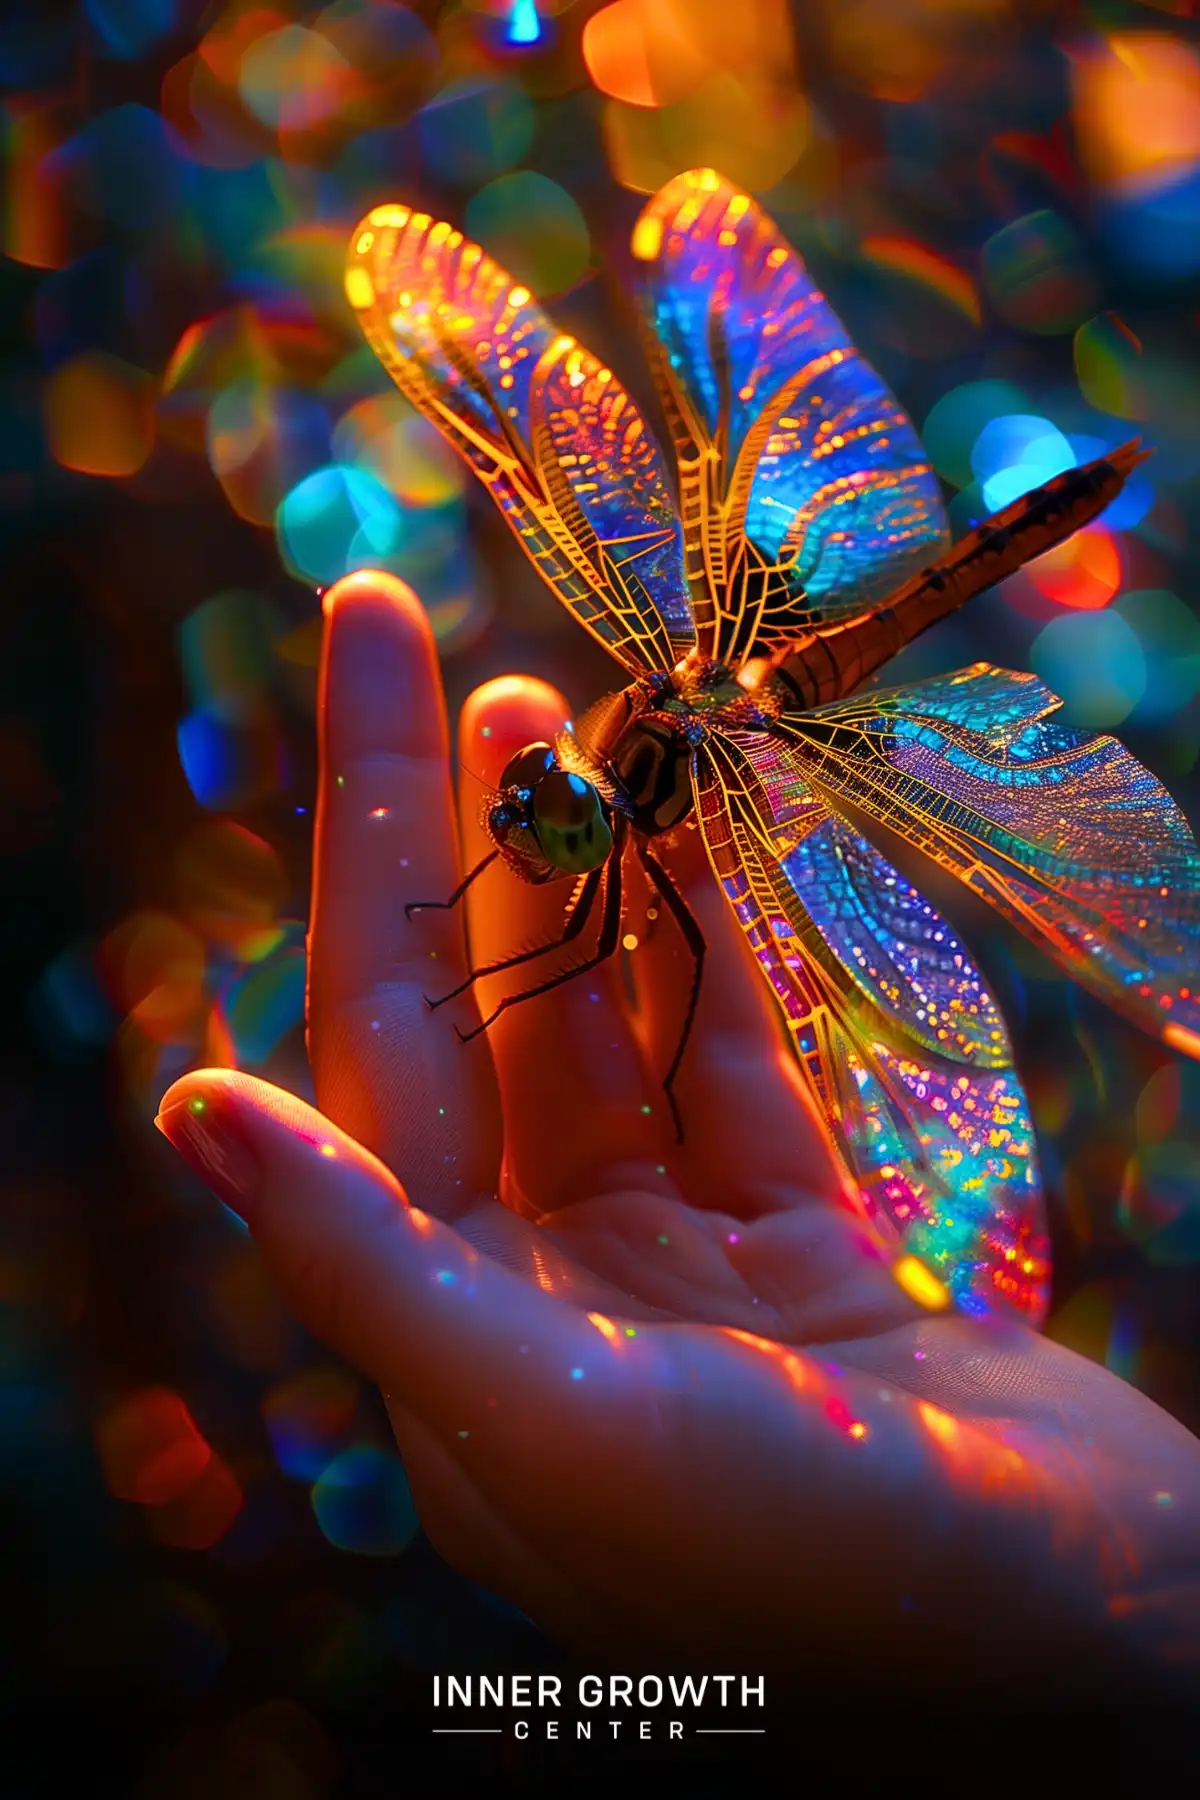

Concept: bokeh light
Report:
left=238, top=25, right=358, bottom=134
left=1030, top=607, right=1147, bottom=727
left=264, top=1367, right=360, bottom=1481
left=594, top=0, right=806, bottom=192
left=1073, top=33, right=1200, bottom=192
left=86, top=0, right=179, bottom=62
left=96, top=1388, right=213, bottom=1505
left=1074, top=313, right=1148, bottom=422
left=1123, top=1061, right=1200, bottom=1244
left=4, top=95, right=73, bottom=269
left=860, top=236, right=980, bottom=329
left=180, top=590, right=279, bottom=724
left=276, top=463, right=403, bottom=588
left=604, top=71, right=809, bottom=195
left=922, top=380, right=1029, bottom=488
left=177, top=707, right=285, bottom=812
left=1117, top=589, right=1200, bottom=720
left=970, top=414, right=1075, bottom=513
left=506, top=0, right=542, bottom=48
left=64, top=102, right=191, bottom=232
left=464, top=171, right=591, bottom=296
left=981, top=210, right=1099, bottom=336
left=174, top=820, right=289, bottom=953
left=417, top=77, right=534, bottom=186
left=207, top=380, right=332, bottom=526
left=97, top=912, right=207, bottom=1046
left=43, top=351, right=156, bottom=476
left=146, top=1454, right=244, bottom=1551
left=330, top=393, right=461, bottom=507
left=311, top=1446, right=420, bottom=1556
left=1026, top=524, right=1120, bottom=612
left=1072, top=33, right=1200, bottom=275
left=215, top=942, right=306, bottom=1065
left=583, top=0, right=712, bottom=107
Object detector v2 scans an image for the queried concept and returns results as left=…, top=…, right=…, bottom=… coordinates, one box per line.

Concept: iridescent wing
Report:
left=784, top=663, right=1200, bottom=1059
left=773, top=443, right=1148, bottom=709
left=632, top=170, right=949, bottom=666
left=529, top=335, right=693, bottom=648
left=696, top=730, right=1048, bottom=1324
left=346, top=205, right=693, bottom=676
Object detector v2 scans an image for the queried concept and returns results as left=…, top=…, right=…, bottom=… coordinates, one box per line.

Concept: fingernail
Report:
left=155, top=1092, right=261, bottom=1221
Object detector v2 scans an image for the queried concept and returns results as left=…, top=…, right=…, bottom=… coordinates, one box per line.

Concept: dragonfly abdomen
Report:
left=773, top=440, right=1147, bottom=708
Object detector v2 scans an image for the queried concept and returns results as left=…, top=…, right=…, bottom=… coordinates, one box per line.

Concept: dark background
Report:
left=3, top=0, right=1200, bottom=1790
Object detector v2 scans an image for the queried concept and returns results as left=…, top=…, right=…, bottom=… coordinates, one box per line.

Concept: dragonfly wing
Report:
left=632, top=170, right=949, bottom=659
left=715, top=728, right=1014, bottom=1068
left=789, top=662, right=1200, bottom=1058
left=833, top=1045, right=1046, bottom=1325
left=347, top=204, right=691, bottom=675
left=529, top=335, right=693, bottom=660
left=696, top=732, right=1048, bottom=1324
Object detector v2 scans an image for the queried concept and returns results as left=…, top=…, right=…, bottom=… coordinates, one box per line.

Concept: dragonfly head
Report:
left=488, top=741, right=614, bottom=878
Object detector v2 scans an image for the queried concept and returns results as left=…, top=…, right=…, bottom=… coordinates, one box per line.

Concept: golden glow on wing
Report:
left=344, top=202, right=692, bottom=677
left=344, top=266, right=375, bottom=309
left=631, top=214, right=663, bottom=260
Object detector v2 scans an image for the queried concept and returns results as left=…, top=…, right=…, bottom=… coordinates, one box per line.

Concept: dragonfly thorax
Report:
left=589, top=663, right=779, bottom=816
left=582, top=661, right=782, bottom=825
left=485, top=662, right=781, bottom=882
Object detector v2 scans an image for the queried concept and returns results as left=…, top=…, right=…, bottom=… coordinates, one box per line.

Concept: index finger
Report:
left=306, top=571, right=501, bottom=1220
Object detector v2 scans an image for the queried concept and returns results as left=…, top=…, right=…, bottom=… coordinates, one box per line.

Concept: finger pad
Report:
left=459, top=675, right=570, bottom=787
left=321, top=572, right=446, bottom=766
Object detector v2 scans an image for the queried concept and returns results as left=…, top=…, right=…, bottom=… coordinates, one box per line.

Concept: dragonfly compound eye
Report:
left=499, top=741, right=556, bottom=798
left=532, top=770, right=613, bottom=873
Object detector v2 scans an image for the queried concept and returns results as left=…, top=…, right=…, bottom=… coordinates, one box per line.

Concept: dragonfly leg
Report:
left=426, top=863, right=604, bottom=1011
left=637, top=845, right=706, bottom=1145
left=454, top=837, right=625, bottom=1044
left=404, top=849, right=500, bottom=921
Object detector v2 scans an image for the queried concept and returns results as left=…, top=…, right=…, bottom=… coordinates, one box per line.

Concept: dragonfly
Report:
left=344, top=167, right=1200, bottom=1327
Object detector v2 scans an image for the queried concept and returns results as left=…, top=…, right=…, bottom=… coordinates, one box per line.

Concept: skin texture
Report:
left=157, top=571, right=1200, bottom=1704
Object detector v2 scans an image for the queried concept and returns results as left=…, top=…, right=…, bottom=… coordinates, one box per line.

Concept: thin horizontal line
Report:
left=695, top=1729, right=767, bottom=1734
left=431, top=1728, right=504, bottom=1734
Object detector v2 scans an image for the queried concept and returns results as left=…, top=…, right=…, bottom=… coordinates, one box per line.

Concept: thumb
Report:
left=153, top=1069, right=634, bottom=1438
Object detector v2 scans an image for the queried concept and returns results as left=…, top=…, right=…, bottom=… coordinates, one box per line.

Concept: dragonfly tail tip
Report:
left=1110, top=436, right=1154, bottom=471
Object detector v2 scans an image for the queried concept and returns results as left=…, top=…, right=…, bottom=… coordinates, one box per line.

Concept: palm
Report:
left=159, top=574, right=1200, bottom=1698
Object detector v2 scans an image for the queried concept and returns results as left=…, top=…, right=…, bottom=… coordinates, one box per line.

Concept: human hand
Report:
left=157, top=570, right=1200, bottom=1699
